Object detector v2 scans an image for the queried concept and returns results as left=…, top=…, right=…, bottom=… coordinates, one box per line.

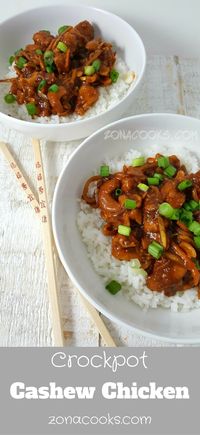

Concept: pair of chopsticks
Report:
left=0, top=140, right=116, bottom=347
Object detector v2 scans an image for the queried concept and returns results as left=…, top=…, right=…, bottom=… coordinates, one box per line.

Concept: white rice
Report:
left=77, top=144, right=200, bottom=312
left=0, top=55, right=134, bottom=122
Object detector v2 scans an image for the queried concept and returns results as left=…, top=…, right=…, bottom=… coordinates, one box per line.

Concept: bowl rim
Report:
left=0, top=3, right=146, bottom=129
left=52, top=112, right=200, bottom=344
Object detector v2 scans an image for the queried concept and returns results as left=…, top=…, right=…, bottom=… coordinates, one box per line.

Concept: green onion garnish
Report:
left=58, top=25, right=70, bottom=35
left=44, top=50, right=54, bottom=66
left=159, top=202, right=175, bottom=219
left=124, top=199, right=137, bottom=209
left=154, top=173, right=164, bottom=181
left=178, top=180, right=193, bottom=191
left=92, top=59, right=101, bottom=72
left=147, top=177, right=159, bottom=186
left=9, top=55, right=15, bottom=65
left=26, top=103, right=37, bottom=116
left=37, top=79, right=47, bottom=92
left=184, top=202, right=192, bottom=211
left=194, top=236, right=200, bottom=249
left=137, top=183, right=149, bottom=192
left=185, top=200, right=199, bottom=211
left=164, top=164, right=176, bottom=178
left=84, top=65, right=95, bottom=76
left=16, top=56, right=27, bottom=69
left=179, top=209, right=193, bottom=226
left=157, top=156, right=169, bottom=169
left=46, top=65, right=54, bottom=73
left=188, top=221, right=200, bottom=236
left=118, top=224, right=131, bottom=237
left=132, top=157, right=145, bottom=167
left=105, top=280, right=122, bottom=295
left=171, top=209, right=180, bottom=220
left=148, top=241, right=164, bottom=259
left=57, top=41, right=68, bottom=53
left=110, top=69, right=119, bottom=83
left=48, top=84, right=59, bottom=92
left=100, top=165, right=109, bottom=177
left=35, top=49, right=43, bottom=55
left=4, top=93, right=16, bottom=104
left=115, top=188, right=122, bottom=196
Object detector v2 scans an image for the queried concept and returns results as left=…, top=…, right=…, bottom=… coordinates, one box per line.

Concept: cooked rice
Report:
left=77, top=144, right=200, bottom=312
left=0, top=55, right=134, bottom=123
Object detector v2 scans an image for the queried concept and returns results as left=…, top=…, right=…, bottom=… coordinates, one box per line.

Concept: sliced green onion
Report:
left=164, top=164, right=176, bottom=178
left=159, top=202, right=174, bottom=219
left=194, top=236, right=200, bottom=249
left=132, top=157, right=145, bottom=167
left=171, top=209, right=180, bottom=220
left=179, top=209, right=193, bottom=226
left=157, top=156, right=169, bottom=168
left=185, top=200, right=199, bottom=212
left=16, top=56, right=27, bottom=69
left=48, top=84, right=59, bottom=92
left=184, top=202, right=192, bottom=211
left=147, top=177, right=159, bottom=186
left=154, top=173, right=164, bottom=181
left=44, top=50, right=54, bottom=66
left=148, top=241, right=163, bottom=259
left=115, top=188, right=122, bottom=196
left=178, top=179, right=193, bottom=191
left=46, top=65, right=54, bottom=73
left=118, top=224, right=131, bottom=237
left=110, top=69, right=119, bottom=83
left=105, top=280, right=121, bottom=295
left=4, top=93, right=16, bottom=104
left=58, top=25, right=70, bottom=35
left=124, top=199, right=137, bottom=209
left=100, top=165, right=109, bottom=177
left=37, top=79, right=47, bottom=92
left=57, top=41, right=68, bottom=53
left=35, top=49, right=43, bottom=55
left=193, top=258, right=200, bottom=270
left=26, top=103, right=37, bottom=116
left=137, top=183, right=149, bottom=192
left=9, top=55, right=15, bottom=65
left=188, top=221, right=200, bottom=236
left=92, top=59, right=101, bottom=71
left=84, top=65, right=95, bottom=76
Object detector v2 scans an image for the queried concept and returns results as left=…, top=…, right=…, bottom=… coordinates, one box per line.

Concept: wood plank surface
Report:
left=0, top=55, right=199, bottom=346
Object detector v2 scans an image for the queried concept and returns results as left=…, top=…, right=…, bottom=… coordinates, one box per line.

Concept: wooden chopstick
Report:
left=0, top=140, right=116, bottom=347
left=32, top=138, right=64, bottom=346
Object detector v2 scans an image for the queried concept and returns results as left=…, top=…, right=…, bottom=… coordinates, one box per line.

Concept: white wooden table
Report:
left=0, top=54, right=200, bottom=346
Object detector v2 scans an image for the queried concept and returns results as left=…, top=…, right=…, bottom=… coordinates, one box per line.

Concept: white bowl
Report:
left=53, top=113, right=200, bottom=344
left=0, top=5, right=146, bottom=141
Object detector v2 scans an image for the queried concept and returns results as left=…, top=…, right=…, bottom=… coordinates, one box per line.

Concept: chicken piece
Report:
left=160, top=179, right=185, bottom=208
left=33, top=31, right=54, bottom=51
left=143, top=186, right=161, bottom=233
left=75, top=84, right=99, bottom=115
left=112, top=234, right=139, bottom=261
left=190, top=170, right=200, bottom=199
left=147, top=256, right=187, bottom=296
left=86, top=38, right=102, bottom=51
left=75, top=20, right=94, bottom=41
left=47, top=85, right=67, bottom=115
left=60, top=21, right=94, bottom=55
